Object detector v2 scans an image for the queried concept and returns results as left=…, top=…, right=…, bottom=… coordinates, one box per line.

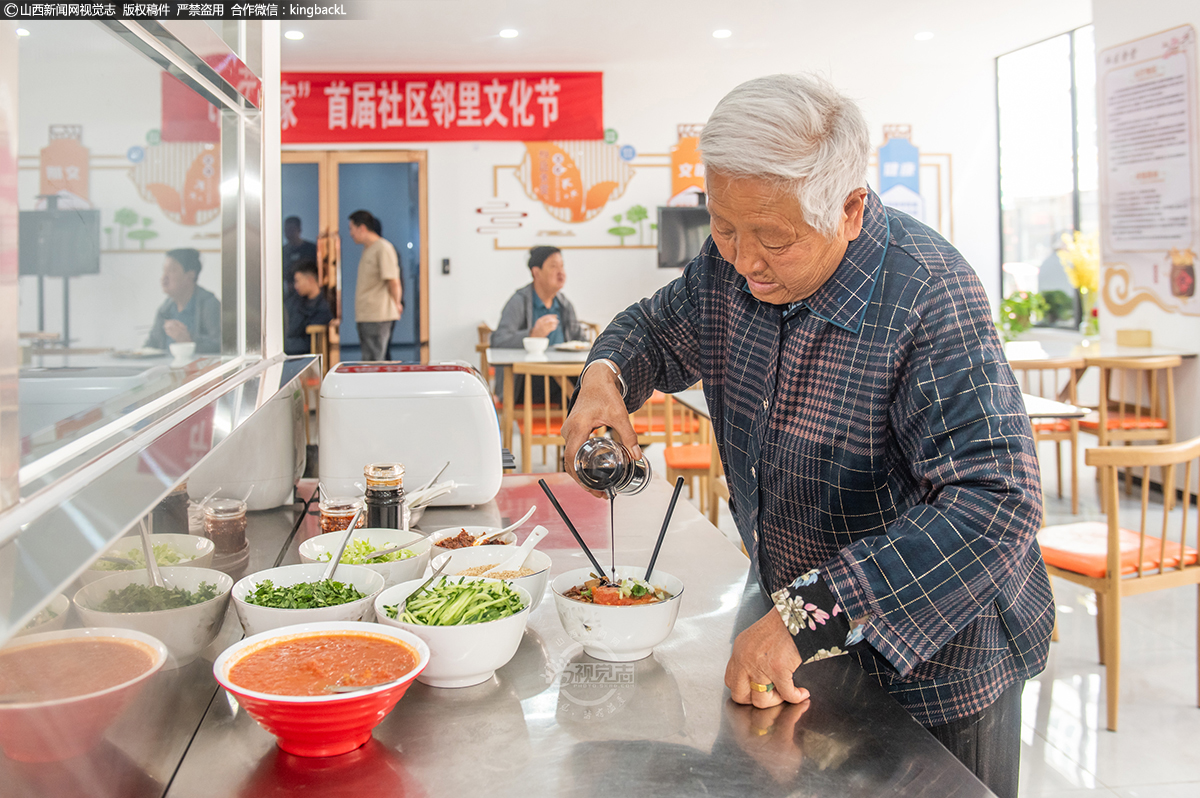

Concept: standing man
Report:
left=282, top=216, right=318, bottom=301
left=348, top=209, right=402, bottom=361
left=491, top=246, right=585, bottom=400
left=562, top=74, right=1052, bottom=798
left=145, top=248, right=221, bottom=354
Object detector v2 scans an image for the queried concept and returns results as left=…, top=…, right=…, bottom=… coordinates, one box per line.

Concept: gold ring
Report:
left=749, top=681, right=774, bottom=693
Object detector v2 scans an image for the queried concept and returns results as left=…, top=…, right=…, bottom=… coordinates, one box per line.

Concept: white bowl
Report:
left=169, top=342, right=196, bottom=363
left=16, top=594, right=70, bottom=637
left=298, top=528, right=432, bottom=589
left=83, top=534, right=215, bottom=585
left=551, top=566, right=685, bottom=662
left=431, top=548, right=551, bottom=612
left=232, top=563, right=385, bottom=637
left=427, top=525, right=517, bottom=559
left=522, top=337, right=549, bottom=354
left=374, top=577, right=531, bottom=688
left=73, top=567, right=233, bottom=669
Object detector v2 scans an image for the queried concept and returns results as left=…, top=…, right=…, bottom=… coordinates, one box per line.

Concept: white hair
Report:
left=699, top=74, right=870, bottom=237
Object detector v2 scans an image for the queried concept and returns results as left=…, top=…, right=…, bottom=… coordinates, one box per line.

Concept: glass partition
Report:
left=13, top=21, right=262, bottom=487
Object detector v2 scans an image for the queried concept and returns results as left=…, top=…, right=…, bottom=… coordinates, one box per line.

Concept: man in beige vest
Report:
left=348, top=210, right=402, bottom=361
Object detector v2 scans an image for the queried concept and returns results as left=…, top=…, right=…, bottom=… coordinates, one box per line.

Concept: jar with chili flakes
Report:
left=364, top=463, right=406, bottom=530
left=319, top=496, right=366, bottom=534
left=203, top=497, right=250, bottom=576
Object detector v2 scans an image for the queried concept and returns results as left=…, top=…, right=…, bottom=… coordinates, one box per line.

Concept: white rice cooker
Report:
left=318, top=361, right=503, bottom=505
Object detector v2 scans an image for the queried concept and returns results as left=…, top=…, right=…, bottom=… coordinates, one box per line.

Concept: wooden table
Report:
left=487, top=347, right=590, bottom=452
left=1006, top=338, right=1197, bottom=403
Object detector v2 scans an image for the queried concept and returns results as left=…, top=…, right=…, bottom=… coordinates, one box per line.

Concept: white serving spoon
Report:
left=488, top=525, right=549, bottom=574
left=476, top=505, right=537, bottom=544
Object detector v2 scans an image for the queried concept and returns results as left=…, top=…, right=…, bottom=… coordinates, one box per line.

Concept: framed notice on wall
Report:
left=1099, top=25, right=1200, bottom=316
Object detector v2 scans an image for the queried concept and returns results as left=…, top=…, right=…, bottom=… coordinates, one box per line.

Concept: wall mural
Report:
left=869, top=125, right=954, bottom=241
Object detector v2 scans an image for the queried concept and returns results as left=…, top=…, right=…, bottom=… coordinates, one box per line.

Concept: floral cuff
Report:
left=771, top=569, right=866, bottom=664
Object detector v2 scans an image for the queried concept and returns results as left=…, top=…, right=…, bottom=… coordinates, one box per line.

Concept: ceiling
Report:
left=280, top=0, right=1092, bottom=73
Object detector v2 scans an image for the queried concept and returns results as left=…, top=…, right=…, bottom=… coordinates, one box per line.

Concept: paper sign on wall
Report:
left=1100, top=25, right=1200, bottom=316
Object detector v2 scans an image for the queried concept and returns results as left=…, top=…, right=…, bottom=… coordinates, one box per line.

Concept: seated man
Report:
left=145, top=248, right=221, bottom=354
left=490, top=246, right=585, bottom=402
left=284, top=260, right=335, bottom=355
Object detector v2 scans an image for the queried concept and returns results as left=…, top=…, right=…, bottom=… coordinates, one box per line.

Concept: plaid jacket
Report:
left=589, top=190, right=1054, bottom=726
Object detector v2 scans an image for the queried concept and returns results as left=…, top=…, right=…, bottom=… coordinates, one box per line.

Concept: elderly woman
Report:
left=562, top=74, right=1052, bottom=798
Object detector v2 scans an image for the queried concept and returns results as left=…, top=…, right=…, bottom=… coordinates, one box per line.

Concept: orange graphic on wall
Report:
left=39, top=125, right=89, bottom=205
left=130, top=142, right=221, bottom=226
left=669, top=125, right=705, bottom=206
left=517, top=141, right=634, bottom=223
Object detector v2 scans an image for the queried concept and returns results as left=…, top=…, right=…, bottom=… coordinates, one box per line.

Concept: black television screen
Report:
left=19, top=209, right=101, bottom=277
left=657, top=206, right=711, bottom=269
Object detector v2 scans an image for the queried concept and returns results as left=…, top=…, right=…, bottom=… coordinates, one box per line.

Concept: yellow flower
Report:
left=1056, top=231, right=1099, bottom=293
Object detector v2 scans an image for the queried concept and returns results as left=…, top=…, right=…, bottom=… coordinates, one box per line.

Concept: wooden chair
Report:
left=1038, top=435, right=1200, bottom=730
left=512, top=361, right=578, bottom=473
left=630, top=391, right=700, bottom=449
left=1012, top=357, right=1085, bottom=514
left=1079, top=355, right=1181, bottom=501
left=476, top=322, right=494, bottom=381
left=306, top=324, right=331, bottom=376
left=579, top=321, right=602, bottom=343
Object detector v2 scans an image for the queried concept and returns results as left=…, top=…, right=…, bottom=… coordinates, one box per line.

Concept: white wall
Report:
left=1092, top=0, right=1200, bottom=445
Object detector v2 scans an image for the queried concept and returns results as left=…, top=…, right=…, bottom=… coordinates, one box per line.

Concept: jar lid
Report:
left=364, top=462, right=405, bottom=487
left=319, top=496, right=364, bottom=513
left=204, top=498, right=247, bottom=518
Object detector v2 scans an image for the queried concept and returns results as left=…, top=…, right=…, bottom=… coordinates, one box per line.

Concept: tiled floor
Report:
left=517, top=437, right=1200, bottom=796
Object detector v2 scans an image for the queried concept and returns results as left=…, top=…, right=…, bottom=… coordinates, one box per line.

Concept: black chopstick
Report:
left=645, top=476, right=685, bottom=583
left=538, top=479, right=609, bottom=580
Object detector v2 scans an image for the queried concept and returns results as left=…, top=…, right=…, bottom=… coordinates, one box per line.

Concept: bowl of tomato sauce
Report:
left=213, top=621, right=430, bottom=758
left=0, top=627, right=168, bottom=762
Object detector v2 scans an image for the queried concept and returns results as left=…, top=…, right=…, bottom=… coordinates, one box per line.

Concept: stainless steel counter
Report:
left=5, top=474, right=994, bottom=797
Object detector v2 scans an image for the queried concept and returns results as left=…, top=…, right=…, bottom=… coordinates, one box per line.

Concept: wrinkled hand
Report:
left=562, top=363, right=640, bottom=499
left=530, top=314, right=559, bottom=338
left=726, top=609, right=807, bottom=708
left=163, top=320, right=191, bottom=343
left=725, top=698, right=811, bottom=783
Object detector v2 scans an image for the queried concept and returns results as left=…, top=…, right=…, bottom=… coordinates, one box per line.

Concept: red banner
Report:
left=280, top=71, right=603, bottom=144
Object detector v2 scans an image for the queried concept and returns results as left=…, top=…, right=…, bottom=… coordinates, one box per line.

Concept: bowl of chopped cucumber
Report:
left=73, top=567, right=233, bottom=668
left=298, top=528, right=432, bottom=589
left=82, top=534, right=215, bottom=585
left=232, top=563, right=386, bottom=637
left=373, top=575, right=531, bottom=688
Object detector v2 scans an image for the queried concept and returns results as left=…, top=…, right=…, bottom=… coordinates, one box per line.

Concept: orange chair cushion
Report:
left=1038, top=522, right=1198, bottom=579
left=632, top=416, right=701, bottom=434
left=1078, top=412, right=1168, bottom=431
left=516, top=418, right=564, bottom=436
left=1033, top=420, right=1072, bottom=434
left=648, top=390, right=666, bottom=405
left=664, top=444, right=712, bottom=470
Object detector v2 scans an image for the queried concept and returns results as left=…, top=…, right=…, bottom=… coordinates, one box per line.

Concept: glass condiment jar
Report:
left=153, top=482, right=190, bottom=536
left=319, top=496, right=366, bottom=534
left=364, top=463, right=406, bottom=529
left=204, top=498, right=248, bottom=554
left=574, top=437, right=652, bottom=495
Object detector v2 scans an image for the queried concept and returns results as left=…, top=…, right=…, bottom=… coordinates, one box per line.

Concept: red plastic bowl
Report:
left=0, top=627, right=168, bottom=763
left=213, top=621, right=430, bottom=758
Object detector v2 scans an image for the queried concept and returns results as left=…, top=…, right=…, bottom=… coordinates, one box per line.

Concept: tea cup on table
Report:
left=522, top=337, right=549, bottom=355
left=169, top=342, right=196, bottom=364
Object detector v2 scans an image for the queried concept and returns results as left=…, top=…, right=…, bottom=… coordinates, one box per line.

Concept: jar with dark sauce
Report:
left=320, top=496, right=366, bottom=534
left=364, top=463, right=406, bottom=530
left=203, top=498, right=248, bottom=554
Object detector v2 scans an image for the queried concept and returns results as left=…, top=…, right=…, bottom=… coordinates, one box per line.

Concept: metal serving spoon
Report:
left=321, top=507, right=365, bottom=581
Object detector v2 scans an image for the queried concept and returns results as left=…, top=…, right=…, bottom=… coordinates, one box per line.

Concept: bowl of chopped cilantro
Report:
left=83, top=534, right=215, bottom=585
left=232, top=564, right=386, bottom=638
left=73, top=567, right=234, bottom=668
left=374, top=576, right=532, bottom=688
left=298, top=528, right=431, bottom=588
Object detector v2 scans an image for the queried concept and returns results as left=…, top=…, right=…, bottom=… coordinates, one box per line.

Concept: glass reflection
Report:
left=16, top=22, right=231, bottom=470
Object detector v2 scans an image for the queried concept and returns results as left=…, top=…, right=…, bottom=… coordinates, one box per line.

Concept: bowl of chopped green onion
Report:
left=73, top=567, right=233, bottom=668
left=82, top=534, right=215, bottom=585
left=232, top=563, right=386, bottom=638
left=374, top=576, right=532, bottom=688
left=298, top=528, right=432, bottom=588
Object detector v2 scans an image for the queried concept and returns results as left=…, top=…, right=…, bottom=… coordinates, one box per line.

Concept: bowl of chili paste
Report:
left=214, top=621, right=430, bottom=757
left=0, top=627, right=168, bottom=762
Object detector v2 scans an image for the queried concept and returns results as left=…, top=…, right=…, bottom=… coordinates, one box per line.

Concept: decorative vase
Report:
left=1078, top=288, right=1100, bottom=341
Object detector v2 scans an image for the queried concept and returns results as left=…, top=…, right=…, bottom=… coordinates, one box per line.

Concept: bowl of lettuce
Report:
left=82, top=534, right=215, bottom=585
left=298, top=528, right=431, bottom=589
left=73, top=567, right=233, bottom=669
